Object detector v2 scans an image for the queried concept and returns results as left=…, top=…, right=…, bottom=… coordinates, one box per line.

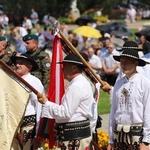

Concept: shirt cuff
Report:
left=42, top=101, right=53, bottom=119
left=142, top=135, right=150, bottom=143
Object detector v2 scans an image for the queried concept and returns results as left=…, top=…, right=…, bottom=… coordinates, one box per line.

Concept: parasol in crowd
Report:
left=95, top=21, right=133, bottom=38
left=110, top=25, right=133, bottom=38
left=96, top=21, right=126, bottom=33
left=73, top=26, right=102, bottom=38
left=110, top=37, right=125, bottom=47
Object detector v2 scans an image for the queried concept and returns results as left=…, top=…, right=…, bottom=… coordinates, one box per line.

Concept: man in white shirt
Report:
left=102, top=43, right=120, bottom=86
left=16, top=26, right=28, bottom=38
left=38, top=53, right=96, bottom=150
left=127, top=4, right=137, bottom=23
left=22, top=16, right=33, bottom=34
left=107, top=41, right=150, bottom=150
left=87, top=47, right=102, bottom=75
left=11, top=53, right=45, bottom=150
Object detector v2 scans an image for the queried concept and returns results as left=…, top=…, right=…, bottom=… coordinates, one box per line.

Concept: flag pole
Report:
left=59, top=31, right=105, bottom=87
left=49, top=18, right=106, bottom=87
left=0, top=60, right=42, bottom=97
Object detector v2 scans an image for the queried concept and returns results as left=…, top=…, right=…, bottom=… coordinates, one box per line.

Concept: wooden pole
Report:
left=91, top=140, right=102, bottom=150
left=59, top=31, right=105, bottom=87
left=0, top=60, right=42, bottom=97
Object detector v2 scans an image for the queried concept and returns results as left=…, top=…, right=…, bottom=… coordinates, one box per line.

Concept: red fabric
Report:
left=37, top=35, right=65, bottom=148
left=46, top=35, right=65, bottom=148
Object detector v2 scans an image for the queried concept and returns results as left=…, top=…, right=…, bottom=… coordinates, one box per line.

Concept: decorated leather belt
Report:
left=21, top=114, right=36, bottom=127
left=54, top=120, right=91, bottom=141
left=114, top=124, right=143, bottom=136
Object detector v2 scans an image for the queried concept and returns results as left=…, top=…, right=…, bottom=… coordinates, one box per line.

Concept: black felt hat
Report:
left=121, top=41, right=143, bottom=51
left=58, top=53, right=85, bottom=66
left=11, top=53, right=39, bottom=71
left=113, top=41, right=146, bottom=66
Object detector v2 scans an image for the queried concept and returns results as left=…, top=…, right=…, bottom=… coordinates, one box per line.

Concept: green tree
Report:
left=138, top=0, right=150, bottom=6
left=1, top=0, right=149, bottom=22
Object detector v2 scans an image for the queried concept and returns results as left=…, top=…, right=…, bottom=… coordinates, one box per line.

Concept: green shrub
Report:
left=94, top=15, right=108, bottom=23
left=58, top=17, right=75, bottom=24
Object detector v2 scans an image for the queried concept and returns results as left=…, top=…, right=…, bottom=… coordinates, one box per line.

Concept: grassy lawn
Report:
left=129, top=28, right=137, bottom=40
left=98, top=90, right=111, bottom=115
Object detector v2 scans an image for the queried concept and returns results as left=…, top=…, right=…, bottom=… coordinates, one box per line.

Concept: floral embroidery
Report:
left=121, top=88, right=128, bottom=96
left=118, top=80, right=134, bottom=110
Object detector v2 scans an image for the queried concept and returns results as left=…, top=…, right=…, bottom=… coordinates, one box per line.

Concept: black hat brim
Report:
left=57, top=60, right=87, bottom=68
left=11, top=56, right=38, bottom=71
left=57, top=60, right=83, bottom=65
left=113, top=55, right=146, bottom=66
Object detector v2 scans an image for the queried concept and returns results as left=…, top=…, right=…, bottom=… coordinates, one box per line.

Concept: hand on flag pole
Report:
left=37, top=93, right=48, bottom=104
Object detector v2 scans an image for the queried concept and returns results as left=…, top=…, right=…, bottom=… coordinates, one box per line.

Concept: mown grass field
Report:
left=98, top=90, right=111, bottom=115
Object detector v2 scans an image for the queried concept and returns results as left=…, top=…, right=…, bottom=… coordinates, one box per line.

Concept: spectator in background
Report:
left=68, top=33, right=79, bottom=49
left=0, top=14, right=5, bottom=35
left=0, top=36, right=13, bottom=66
left=126, top=4, right=137, bottom=23
left=6, top=25, right=26, bottom=54
left=42, top=12, right=51, bottom=31
left=142, top=7, right=150, bottom=19
left=30, top=8, right=39, bottom=27
left=87, top=46, right=102, bottom=75
left=99, top=38, right=111, bottom=60
left=94, top=43, right=103, bottom=57
left=34, top=24, right=45, bottom=49
left=59, top=22, right=69, bottom=38
left=139, top=35, right=150, bottom=55
left=102, top=43, right=120, bottom=86
left=16, top=26, right=28, bottom=38
left=136, top=7, right=143, bottom=20
left=14, top=25, right=28, bottom=54
left=69, top=33, right=84, bottom=52
left=1, top=13, right=9, bottom=28
left=22, top=16, right=33, bottom=34
left=90, top=39, right=100, bottom=51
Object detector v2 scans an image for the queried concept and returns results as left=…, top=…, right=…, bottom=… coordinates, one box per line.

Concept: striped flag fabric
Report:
left=37, top=35, right=65, bottom=148
left=47, top=35, right=65, bottom=148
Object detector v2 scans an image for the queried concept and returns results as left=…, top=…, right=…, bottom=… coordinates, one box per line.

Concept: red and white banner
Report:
left=37, top=35, right=65, bottom=148
left=47, top=35, right=65, bottom=148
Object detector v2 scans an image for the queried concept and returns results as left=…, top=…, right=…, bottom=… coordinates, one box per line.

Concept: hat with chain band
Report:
left=113, top=41, right=146, bottom=66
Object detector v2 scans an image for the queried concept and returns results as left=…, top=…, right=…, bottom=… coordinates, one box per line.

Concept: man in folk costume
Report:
left=107, top=41, right=150, bottom=150
left=11, top=53, right=45, bottom=150
left=38, top=53, right=96, bottom=150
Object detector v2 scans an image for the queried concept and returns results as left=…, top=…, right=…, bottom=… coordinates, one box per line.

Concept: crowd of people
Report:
left=1, top=6, right=150, bottom=150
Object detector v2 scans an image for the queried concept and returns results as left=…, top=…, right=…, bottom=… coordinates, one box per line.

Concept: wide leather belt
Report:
left=114, top=124, right=143, bottom=136
left=21, top=115, right=36, bottom=127
left=54, top=120, right=91, bottom=141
